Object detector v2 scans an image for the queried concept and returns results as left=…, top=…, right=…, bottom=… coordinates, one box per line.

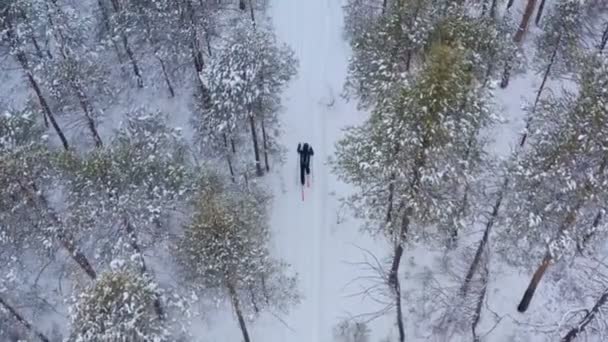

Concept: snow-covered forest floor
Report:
left=2, top=0, right=608, bottom=341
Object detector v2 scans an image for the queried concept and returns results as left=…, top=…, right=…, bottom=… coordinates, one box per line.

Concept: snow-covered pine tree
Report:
left=344, top=0, right=440, bottom=109
left=428, top=8, right=518, bottom=86
left=499, top=54, right=608, bottom=313
left=334, top=43, right=493, bottom=342
left=519, top=0, right=585, bottom=146
left=0, top=0, right=69, bottom=149
left=0, top=108, right=97, bottom=280
left=56, top=109, right=192, bottom=274
left=68, top=267, right=169, bottom=342
left=175, top=178, right=299, bottom=342
left=193, top=22, right=296, bottom=178
left=43, top=0, right=113, bottom=148
left=96, top=0, right=145, bottom=87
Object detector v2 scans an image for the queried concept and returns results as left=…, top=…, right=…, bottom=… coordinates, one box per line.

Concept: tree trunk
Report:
left=382, top=0, right=388, bottom=14
left=73, top=83, right=103, bottom=148
left=123, top=216, right=164, bottom=320
left=248, top=0, right=256, bottom=24
left=96, top=0, right=125, bottom=66
left=121, top=34, right=143, bottom=88
left=24, top=68, right=69, bottom=150
left=514, top=0, right=538, bottom=43
left=500, top=59, right=511, bottom=89
left=578, top=211, right=602, bottom=254
left=388, top=208, right=410, bottom=342
left=156, top=55, right=175, bottom=98
left=471, top=266, right=488, bottom=342
left=535, top=0, right=546, bottom=26
left=248, top=113, right=263, bottom=177
left=461, top=177, right=509, bottom=296
left=261, top=117, right=270, bottom=172
left=600, top=22, right=608, bottom=53
left=386, top=172, right=396, bottom=223
left=0, top=295, right=50, bottom=342
left=562, top=288, right=608, bottom=342
left=7, top=28, right=69, bottom=150
left=517, top=252, right=551, bottom=312
left=520, top=31, right=560, bottom=147
left=239, top=0, right=246, bottom=10
left=18, top=181, right=97, bottom=279
left=507, top=0, right=515, bottom=10
left=227, top=282, right=251, bottom=342
left=224, top=133, right=236, bottom=182
left=389, top=243, right=405, bottom=342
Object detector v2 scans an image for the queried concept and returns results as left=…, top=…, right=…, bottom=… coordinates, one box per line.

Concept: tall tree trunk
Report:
left=20, top=58, right=69, bottom=150
left=227, top=282, right=251, bottom=342
left=471, top=265, right=488, bottom=342
left=388, top=208, right=410, bottom=342
left=517, top=252, right=551, bottom=312
left=224, top=133, right=236, bottom=182
left=507, top=0, right=515, bottom=10
left=248, top=113, right=263, bottom=177
left=6, top=26, right=69, bottom=150
left=386, top=172, right=396, bottom=223
left=106, top=0, right=143, bottom=87
left=461, top=178, right=508, bottom=296
left=518, top=205, right=579, bottom=312
left=562, top=288, right=608, bottom=342
left=73, top=83, right=103, bottom=148
left=0, top=295, right=50, bottom=342
left=239, top=0, right=246, bottom=10
left=96, top=0, right=124, bottom=66
left=500, top=59, right=512, bottom=89
left=156, top=55, right=175, bottom=98
left=121, top=35, right=143, bottom=88
left=514, top=0, right=538, bottom=43
left=19, top=180, right=97, bottom=279
left=248, top=0, right=256, bottom=24
left=382, top=0, right=388, bottom=14
left=389, top=243, right=405, bottom=342
left=123, top=216, right=164, bottom=320
left=520, top=32, right=561, bottom=147
left=535, top=0, right=546, bottom=26
left=600, top=22, right=608, bottom=53
left=578, top=211, right=602, bottom=254
left=261, top=117, right=270, bottom=172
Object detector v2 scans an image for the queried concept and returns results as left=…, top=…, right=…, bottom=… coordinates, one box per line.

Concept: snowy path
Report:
left=264, top=0, right=383, bottom=340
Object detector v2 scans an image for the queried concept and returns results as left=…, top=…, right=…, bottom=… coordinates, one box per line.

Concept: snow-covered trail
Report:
left=264, top=0, right=384, bottom=341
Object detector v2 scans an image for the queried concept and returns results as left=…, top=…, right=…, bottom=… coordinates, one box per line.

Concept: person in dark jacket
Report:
left=297, top=143, right=314, bottom=186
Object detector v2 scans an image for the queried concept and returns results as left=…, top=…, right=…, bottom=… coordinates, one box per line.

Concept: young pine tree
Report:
left=499, top=54, right=608, bottom=312
left=175, top=179, right=298, bottom=342
left=68, top=268, right=169, bottom=342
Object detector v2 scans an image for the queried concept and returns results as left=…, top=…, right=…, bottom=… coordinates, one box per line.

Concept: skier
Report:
left=297, top=143, right=314, bottom=187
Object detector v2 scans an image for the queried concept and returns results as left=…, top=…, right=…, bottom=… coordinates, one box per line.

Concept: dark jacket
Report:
left=297, top=143, right=314, bottom=168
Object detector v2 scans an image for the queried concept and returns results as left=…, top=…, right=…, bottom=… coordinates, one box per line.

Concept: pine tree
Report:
left=68, top=268, right=169, bottom=342
left=334, top=43, right=493, bottom=341
left=193, top=22, right=296, bottom=178
left=520, top=0, right=585, bottom=146
left=175, top=178, right=298, bottom=342
left=0, top=0, right=69, bottom=149
left=499, top=54, right=608, bottom=312
left=0, top=107, right=97, bottom=279
left=344, top=0, right=440, bottom=109
left=56, top=109, right=192, bottom=272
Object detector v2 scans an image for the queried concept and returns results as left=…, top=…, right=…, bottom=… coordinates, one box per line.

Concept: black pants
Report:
left=300, top=164, right=310, bottom=185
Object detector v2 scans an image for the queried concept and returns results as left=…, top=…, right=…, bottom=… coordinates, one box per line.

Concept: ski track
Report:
left=265, top=0, right=381, bottom=341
